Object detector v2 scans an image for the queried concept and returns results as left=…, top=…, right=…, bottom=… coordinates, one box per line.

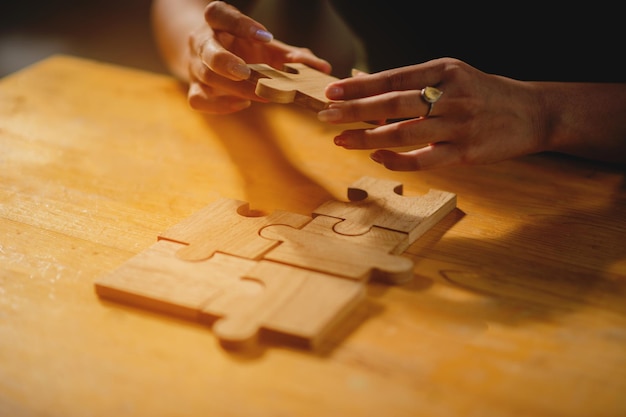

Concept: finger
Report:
left=285, top=49, right=332, bottom=74
left=369, top=143, right=462, bottom=171
left=347, top=69, right=386, bottom=124
left=319, top=89, right=437, bottom=124
left=325, top=59, right=447, bottom=100
left=204, top=1, right=273, bottom=42
left=369, top=149, right=422, bottom=171
left=189, top=55, right=262, bottom=100
left=333, top=118, right=446, bottom=150
left=198, top=1, right=274, bottom=81
left=194, top=34, right=253, bottom=81
left=265, top=40, right=332, bottom=74
left=188, top=82, right=252, bottom=114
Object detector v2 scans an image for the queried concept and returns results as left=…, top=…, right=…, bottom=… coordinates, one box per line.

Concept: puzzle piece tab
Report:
left=159, top=198, right=311, bottom=261
left=94, top=240, right=259, bottom=319
left=313, top=176, right=457, bottom=251
left=206, top=261, right=365, bottom=350
left=248, top=63, right=338, bottom=111
left=302, top=214, right=409, bottom=255
left=260, top=222, right=414, bottom=284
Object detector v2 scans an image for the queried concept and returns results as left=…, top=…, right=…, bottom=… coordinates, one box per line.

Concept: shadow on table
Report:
left=198, top=104, right=337, bottom=215
left=398, top=161, right=626, bottom=332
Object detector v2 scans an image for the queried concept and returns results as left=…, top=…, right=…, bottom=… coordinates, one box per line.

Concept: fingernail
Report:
left=253, top=29, right=273, bottom=42
left=369, top=151, right=382, bottom=164
left=325, top=85, right=344, bottom=100
left=317, top=108, right=342, bottom=122
left=334, top=136, right=345, bottom=146
left=229, top=62, right=251, bottom=79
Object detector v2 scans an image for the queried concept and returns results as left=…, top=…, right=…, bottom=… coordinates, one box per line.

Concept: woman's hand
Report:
left=318, top=58, right=546, bottom=170
left=187, top=1, right=332, bottom=114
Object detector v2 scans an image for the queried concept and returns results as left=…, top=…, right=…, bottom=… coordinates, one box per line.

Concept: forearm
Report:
left=150, top=0, right=210, bottom=81
left=538, top=82, right=626, bottom=164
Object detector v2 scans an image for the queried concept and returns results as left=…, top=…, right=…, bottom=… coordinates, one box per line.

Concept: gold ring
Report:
left=421, top=86, right=443, bottom=117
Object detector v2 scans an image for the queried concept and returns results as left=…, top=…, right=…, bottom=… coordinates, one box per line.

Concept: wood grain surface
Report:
left=1, top=55, right=625, bottom=417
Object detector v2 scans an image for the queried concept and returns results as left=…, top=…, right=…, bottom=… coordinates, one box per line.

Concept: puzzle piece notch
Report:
left=313, top=176, right=457, bottom=247
left=248, top=63, right=338, bottom=111
left=302, top=215, right=409, bottom=255
left=159, top=198, right=311, bottom=262
left=259, top=222, right=414, bottom=285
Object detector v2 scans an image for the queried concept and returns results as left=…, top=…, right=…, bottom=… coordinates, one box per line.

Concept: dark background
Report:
left=0, top=0, right=361, bottom=79
left=0, top=0, right=168, bottom=78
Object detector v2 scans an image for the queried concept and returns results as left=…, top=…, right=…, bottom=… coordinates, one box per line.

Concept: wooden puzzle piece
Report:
left=302, top=215, right=409, bottom=255
left=248, top=63, right=339, bottom=111
left=159, top=198, right=311, bottom=262
left=313, top=176, right=457, bottom=249
left=259, top=222, right=414, bottom=284
left=94, top=240, right=259, bottom=319
left=204, top=261, right=365, bottom=349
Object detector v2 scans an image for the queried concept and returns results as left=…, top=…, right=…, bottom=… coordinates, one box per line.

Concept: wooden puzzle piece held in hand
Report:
left=95, top=177, right=457, bottom=350
left=248, top=63, right=338, bottom=111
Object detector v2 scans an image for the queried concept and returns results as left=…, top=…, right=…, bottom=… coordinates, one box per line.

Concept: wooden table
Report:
left=1, top=55, right=625, bottom=417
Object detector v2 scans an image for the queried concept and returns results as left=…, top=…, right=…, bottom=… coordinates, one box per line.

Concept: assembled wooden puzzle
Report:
left=95, top=177, right=456, bottom=349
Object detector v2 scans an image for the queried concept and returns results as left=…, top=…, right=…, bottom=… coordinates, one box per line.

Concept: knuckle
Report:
left=193, top=62, right=214, bottom=84
left=384, top=92, right=409, bottom=114
left=205, top=50, right=231, bottom=71
left=383, top=69, right=412, bottom=91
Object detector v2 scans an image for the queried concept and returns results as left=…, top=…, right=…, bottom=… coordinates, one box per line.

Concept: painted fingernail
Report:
left=229, top=62, right=251, bottom=79
left=253, top=29, right=273, bottom=42
left=325, top=86, right=344, bottom=100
